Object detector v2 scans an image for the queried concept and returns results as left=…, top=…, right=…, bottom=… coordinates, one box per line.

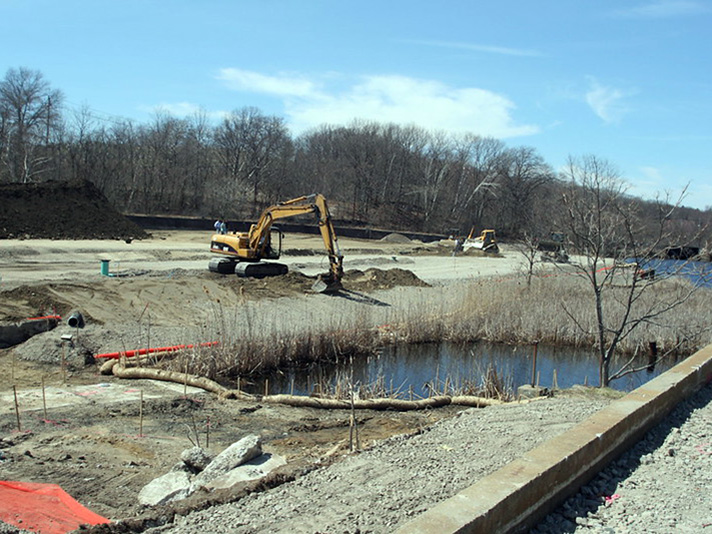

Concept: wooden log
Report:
left=107, top=362, right=505, bottom=411
left=262, top=394, right=453, bottom=411
left=112, top=363, right=228, bottom=396
left=450, top=395, right=504, bottom=407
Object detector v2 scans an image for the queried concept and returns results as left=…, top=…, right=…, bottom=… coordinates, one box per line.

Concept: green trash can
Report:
left=100, top=259, right=110, bottom=276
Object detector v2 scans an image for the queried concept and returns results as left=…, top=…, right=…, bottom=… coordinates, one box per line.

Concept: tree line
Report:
left=1, top=67, right=710, bottom=244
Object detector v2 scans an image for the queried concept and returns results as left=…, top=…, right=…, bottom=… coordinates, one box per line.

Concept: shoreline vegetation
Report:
left=150, top=272, right=711, bottom=397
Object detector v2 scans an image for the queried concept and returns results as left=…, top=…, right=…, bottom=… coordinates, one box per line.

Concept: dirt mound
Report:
left=0, top=180, right=148, bottom=240
left=344, top=268, right=430, bottom=291
left=380, top=233, right=411, bottom=244
left=0, top=285, right=71, bottom=321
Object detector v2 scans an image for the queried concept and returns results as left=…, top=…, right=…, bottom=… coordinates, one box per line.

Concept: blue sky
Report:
left=2, top=0, right=711, bottom=209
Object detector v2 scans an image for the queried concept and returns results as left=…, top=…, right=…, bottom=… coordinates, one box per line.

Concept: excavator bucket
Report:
left=312, top=273, right=343, bottom=294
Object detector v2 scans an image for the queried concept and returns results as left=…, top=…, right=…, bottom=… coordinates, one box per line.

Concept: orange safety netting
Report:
left=0, top=481, right=109, bottom=534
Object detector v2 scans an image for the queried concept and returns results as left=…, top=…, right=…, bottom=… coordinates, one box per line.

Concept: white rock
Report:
left=138, top=471, right=192, bottom=506
left=191, top=434, right=262, bottom=488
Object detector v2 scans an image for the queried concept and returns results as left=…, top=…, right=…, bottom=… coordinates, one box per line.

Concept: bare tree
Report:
left=214, top=107, right=292, bottom=215
left=0, top=67, right=63, bottom=183
left=446, top=134, right=504, bottom=231
left=560, top=154, right=703, bottom=387
left=495, top=146, right=554, bottom=238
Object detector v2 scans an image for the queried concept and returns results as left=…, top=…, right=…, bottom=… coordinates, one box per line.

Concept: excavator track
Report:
left=234, top=261, right=288, bottom=278
left=208, top=257, right=237, bottom=274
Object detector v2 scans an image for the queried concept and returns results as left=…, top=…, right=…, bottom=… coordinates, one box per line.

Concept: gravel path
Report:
left=531, top=382, right=712, bottom=534
left=149, top=392, right=612, bottom=534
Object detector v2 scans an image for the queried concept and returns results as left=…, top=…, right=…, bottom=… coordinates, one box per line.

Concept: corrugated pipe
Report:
left=95, top=341, right=219, bottom=359
left=66, top=310, right=85, bottom=328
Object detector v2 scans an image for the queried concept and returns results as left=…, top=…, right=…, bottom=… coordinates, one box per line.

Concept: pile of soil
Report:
left=344, top=267, right=429, bottom=291
left=0, top=180, right=148, bottom=240
left=380, top=233, right=412, bottom=244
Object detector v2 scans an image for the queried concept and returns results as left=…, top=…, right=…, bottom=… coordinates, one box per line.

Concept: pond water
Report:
left=634, top=258, right=712, bottom=288
left=249, top=341, right=682, bottom=397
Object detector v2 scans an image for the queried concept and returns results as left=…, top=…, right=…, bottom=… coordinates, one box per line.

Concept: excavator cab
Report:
left=256, top=227, right=282, bottom=260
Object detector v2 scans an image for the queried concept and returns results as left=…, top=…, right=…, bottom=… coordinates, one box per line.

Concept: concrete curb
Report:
left=395, top=344, right=712, bottom=534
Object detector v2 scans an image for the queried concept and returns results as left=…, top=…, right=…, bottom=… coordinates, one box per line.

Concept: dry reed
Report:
left=161, top=272, right=711, bottom=393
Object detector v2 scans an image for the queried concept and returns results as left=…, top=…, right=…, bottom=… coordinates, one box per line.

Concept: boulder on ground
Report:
left=180, top=446, right=214, bottom=472
left=205, top=453, right=287, bottom=490
left=191, top=434, right=262, bottom=488
left=138, top=471, right=192, bottom=506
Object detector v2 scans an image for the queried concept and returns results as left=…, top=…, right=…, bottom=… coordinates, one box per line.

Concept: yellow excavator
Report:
left=209, top=194, right=344, bottom=293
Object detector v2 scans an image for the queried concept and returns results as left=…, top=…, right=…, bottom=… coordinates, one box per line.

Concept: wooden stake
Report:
left=530, top=342, right=539, bottom=387
left=13, top=385, right=21, bottom=432
left=139, top=390, right=144, bottom=437
left=206, top=416, right=210, bottom=449
left=61, top=342, right=67, bottom=383
left=552, top=369, right=558, bottom=390
left=264, top=378, right=269, bottom=397
left=42, top=377, right=47, bottom=420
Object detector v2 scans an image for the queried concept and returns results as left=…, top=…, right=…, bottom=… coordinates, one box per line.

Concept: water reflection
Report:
left=246, top=341, right=679, bottom=397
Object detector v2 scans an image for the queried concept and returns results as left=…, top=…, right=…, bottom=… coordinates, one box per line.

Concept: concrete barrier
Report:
left=395, top=344, right=712, bottom=534
left=125, top=214, right=446, bottom=243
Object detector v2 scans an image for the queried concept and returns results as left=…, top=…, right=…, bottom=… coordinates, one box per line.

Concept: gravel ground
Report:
left=141, top=383, right=712, bottom=534
left=147, top=392, right=613, bottom=534
left=531, top=382, right=712, bottom=534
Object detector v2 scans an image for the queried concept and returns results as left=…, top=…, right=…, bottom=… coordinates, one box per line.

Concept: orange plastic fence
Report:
left=0, top=481, right=109, bottom=534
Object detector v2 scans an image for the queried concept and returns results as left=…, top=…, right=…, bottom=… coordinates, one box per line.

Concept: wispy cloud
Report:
left=216, top=68, right=320, bottom=98
left=405, top=39, right=542, bottom=57
left=612, top=0, right=709, bottom=18
left=216, top=69, right=539, bottom=138
left=585, top=78, right=634, bottom=123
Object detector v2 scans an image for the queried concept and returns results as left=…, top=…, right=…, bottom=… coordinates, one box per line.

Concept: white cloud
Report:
left=216, top=68, right=319, bottom=98
left=612, top=0, right=709, bottom=18
left=217, top=69, right=539, bottom=139
left=585, top=78, right=633, bottom=123
left=626, top=166, right=712, bottom=210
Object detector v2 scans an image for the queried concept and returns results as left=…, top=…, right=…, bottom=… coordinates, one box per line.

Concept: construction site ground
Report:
left=1, top=229, right=709, bottom=533
left=0, top=229, right=527, bottom=523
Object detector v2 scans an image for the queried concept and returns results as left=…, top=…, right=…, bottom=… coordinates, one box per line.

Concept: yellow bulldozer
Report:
left=461, top=228, right=498, bottom=253
left=209, top=194, right=344, bottom=293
